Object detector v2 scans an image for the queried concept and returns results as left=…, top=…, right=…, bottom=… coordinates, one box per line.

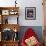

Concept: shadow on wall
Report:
left=18, top=26, right=44, bottom=44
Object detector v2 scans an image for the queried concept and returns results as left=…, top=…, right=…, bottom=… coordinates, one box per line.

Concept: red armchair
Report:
left=21, top=28, right=41, bottom=46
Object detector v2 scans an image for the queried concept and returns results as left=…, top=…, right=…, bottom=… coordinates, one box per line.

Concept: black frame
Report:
left=25, top=7, right=36, bottom=20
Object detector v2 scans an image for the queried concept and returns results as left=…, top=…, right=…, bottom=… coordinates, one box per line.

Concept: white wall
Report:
left=18, top=0, right=44, bottom=26
left=0, top=0, right=44, bottom=26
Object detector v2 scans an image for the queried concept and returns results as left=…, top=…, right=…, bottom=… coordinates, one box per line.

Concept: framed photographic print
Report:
left=2, top=10, right=9, bottom=15
left=25, top=7, right=36, bottom=20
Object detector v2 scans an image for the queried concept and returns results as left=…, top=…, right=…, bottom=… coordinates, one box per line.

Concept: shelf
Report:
left=0, top=7, right=19, bottom=24
left=0, top=7, right=20, bottom=46
left=0, top=7, right=19, bottom=16
left=2, top=40, right=19, bottom=46
left=0, top=24, right=20, bottom=32
left=2, top=40, right=19, bottom=43
left=0, top=7, right=19, bottom=10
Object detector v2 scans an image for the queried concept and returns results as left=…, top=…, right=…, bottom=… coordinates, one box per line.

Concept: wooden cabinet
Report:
left=0, top=7, right=20, bottom=46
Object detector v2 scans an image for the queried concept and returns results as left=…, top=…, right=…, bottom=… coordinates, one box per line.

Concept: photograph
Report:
left=25, top=7, right=36, bottom=20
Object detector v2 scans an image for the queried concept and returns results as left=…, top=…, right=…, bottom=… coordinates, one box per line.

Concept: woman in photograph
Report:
left=21, top=28, right=41, bottom=46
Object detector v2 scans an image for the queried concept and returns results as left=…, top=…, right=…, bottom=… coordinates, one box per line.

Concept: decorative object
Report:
left=25, top=7, right=36, bottom=20
left=2, top=28, right=13, bottom=41
left=25, top=36, right=38, bottom=46
left=14, top=28, right=17, bottom=32
left=13, top=32, right=18, bottom=41
left=2, top=16, right=8, bottom=24
left=15, top=0, right=17, bottom=7
left=2, top=10, right=9, bottom=15
left=5, top=18, right=8, bottom=24
left=9, top=10, right=18, bottom=15
left=21, top=28, right=41, bottom=46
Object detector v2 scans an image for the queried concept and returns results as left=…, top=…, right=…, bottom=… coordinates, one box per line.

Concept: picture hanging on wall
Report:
left=25, top=7, right=36, bottom=20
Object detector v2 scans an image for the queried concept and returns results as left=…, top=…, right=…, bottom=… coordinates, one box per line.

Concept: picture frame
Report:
left=9, top=10, right=18, bottom=15
left=25, top=7, right=36, bottom=20
left=2, top=10, right=9, bottom=15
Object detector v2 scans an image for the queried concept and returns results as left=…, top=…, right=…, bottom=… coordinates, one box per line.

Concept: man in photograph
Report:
left=27, top=9, right=33, bottom=18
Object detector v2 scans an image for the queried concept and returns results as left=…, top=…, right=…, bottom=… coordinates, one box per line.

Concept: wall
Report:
left=0, top=0, right=44, bottom=26
left=18, top=0, right=44, bottom=26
